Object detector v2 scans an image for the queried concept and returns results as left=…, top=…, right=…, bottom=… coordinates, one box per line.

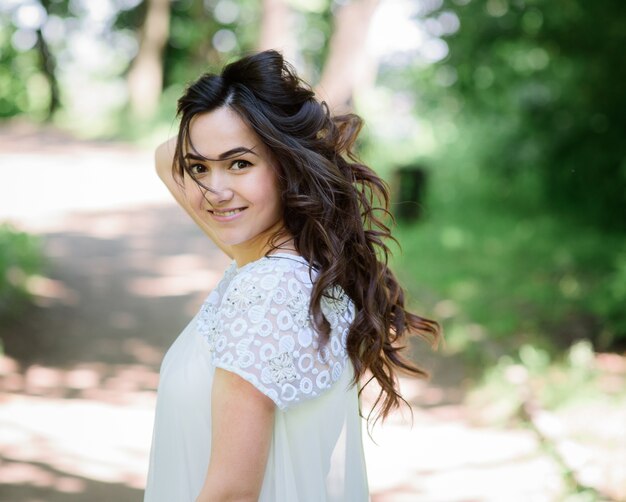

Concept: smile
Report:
left=207, top=207, right=248, bottom=223
left=212, top=208, right=243, bottom=216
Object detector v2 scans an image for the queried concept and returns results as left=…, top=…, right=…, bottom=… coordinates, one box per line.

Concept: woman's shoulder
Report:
left=216, top=254, right=313, bottom=317
left=231, top=254, right=314, bottom=286
left=209, top=254, right=354, bottom=410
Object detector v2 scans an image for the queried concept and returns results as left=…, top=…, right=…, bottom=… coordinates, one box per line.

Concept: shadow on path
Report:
left=1, top=204, right=230, bottom=369
left=0, top=203, right=230, bottom=502
left=0, top=457, right=143, bottom=502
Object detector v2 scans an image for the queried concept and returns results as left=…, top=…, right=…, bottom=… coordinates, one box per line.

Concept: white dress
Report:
left=144, top=254, right=369, bottom=502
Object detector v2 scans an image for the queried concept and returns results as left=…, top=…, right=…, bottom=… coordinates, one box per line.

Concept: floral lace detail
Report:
left=196, top=263, right=236, bottom=350
left=267, top=352, right=297, bottom=384
left=197, top=303, right=220, bottom=351
left=222, top=281, right=263, bottom=318
left=322, top=285, right=349, bottom=314
left=320, top=285, right=350, bottom=329
left=196, top=255, right=353, bottom=410
left=286, top=289, right=310, bottom=328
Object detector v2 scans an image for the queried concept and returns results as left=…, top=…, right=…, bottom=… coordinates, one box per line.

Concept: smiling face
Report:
left=183, top=106, right=287, bottom=265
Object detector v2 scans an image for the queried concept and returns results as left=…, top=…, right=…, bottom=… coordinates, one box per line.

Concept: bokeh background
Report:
left=1, top=0, right=625, bottom=501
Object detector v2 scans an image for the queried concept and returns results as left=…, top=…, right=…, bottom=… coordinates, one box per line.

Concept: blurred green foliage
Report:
left=391, top=127, right=626, bottom=353
left=0, top=224, right=43, bottom=322
left=379, top=0, right=626, bottom=353
left=434, top=0, right=626, bottom=232
left=0, top=24, right=46, bottom=119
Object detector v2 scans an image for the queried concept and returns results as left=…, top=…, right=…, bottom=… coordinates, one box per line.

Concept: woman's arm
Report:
left=196, top=368, right=275, bottom=502
left=155, top=138, right=234, bottom=258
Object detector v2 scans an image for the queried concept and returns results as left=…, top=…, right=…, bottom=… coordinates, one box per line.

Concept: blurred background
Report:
left=0, top=0, right=625, bottom=500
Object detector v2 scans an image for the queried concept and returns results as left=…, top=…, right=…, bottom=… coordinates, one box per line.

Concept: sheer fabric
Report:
left=144, top=254, right=369, bottom=501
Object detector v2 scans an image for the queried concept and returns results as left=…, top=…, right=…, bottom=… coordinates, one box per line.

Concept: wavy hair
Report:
left=173, top=50, right=440, bottom=422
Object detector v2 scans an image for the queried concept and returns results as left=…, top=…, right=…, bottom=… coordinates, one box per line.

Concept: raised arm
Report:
left=155, top=137, right=234, bottom=258
left=195, top=368, right=275, bottom=502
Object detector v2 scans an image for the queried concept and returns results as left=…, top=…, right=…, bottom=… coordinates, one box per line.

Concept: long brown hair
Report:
left=174, top=50, right=440, bottom=421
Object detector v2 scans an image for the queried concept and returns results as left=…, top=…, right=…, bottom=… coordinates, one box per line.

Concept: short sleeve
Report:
left=196, top=257, right=353, bottom=410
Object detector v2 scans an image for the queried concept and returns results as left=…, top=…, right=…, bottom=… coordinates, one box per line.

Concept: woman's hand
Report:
left=195, top=368, right=275, bottom=502
left=155, top=138, right=234, bottom=258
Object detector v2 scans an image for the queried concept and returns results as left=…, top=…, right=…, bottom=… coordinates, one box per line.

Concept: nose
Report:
left=203, top=173, right=234, bottom=207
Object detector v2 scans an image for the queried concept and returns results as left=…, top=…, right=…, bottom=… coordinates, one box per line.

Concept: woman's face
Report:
left=184, top=106, right=285, bottom=263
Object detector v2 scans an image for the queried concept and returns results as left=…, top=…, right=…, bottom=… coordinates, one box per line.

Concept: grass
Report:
left=0, top=223, right=43, bottom=325
left=391, top=163, right=626, bottom=366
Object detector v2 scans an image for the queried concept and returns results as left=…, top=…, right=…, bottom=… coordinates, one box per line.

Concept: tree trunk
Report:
left=316, top=0, right=380, bottom=113
left=35, top=28, right=60, bottom=120
left=36, top=0, right=60, bottom=120
left=127, top=0, right=171, bottom=120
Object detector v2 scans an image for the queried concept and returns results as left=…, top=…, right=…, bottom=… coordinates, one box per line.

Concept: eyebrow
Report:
left=184, top=146, right=258, bottom=162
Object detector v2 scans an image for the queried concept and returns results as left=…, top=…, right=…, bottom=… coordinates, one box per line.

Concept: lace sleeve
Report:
left=197, top=257, right=354, bottom=410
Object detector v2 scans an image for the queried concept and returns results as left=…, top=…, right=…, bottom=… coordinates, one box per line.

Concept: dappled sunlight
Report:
left=80, top=214, right=143, bottom=241
left=25, top=275, right=80, bottom=307
left=0, top=147, right=166, bottom=234
left=0, top=460, right=86, bottom=494
left=0, top=392, right=153, bottom=489
left=0, top=188, right=230, bottom=368
left=361, top=372, right=568, bottom=499
left=367, top=406, right=565, bottom=501
left=0, top=355, right=156, bottom=495
left=0, top=355, right=158, bottom=401
left=122, top=338, right=163, bottom=366
left=532, top=407, right=626, bottom=500
left=128, top=268, right=222, bottom=298
left=397, top=375, right=464, bottom=409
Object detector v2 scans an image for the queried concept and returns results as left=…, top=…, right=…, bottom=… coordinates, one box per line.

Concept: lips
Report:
left=207, top=207, right=248, bottom=221
left=210, top=208, right=245, bottom=217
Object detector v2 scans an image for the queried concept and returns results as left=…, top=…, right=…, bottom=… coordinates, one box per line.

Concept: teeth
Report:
left=213, top=209, right=241, bottom=217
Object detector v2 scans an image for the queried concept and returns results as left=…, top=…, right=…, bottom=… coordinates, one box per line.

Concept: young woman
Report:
left=144, top=50, right=439, bottom=502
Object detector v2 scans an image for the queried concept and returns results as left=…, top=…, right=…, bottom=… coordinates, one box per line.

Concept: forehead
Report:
left=187, top=107, right=260, bottom=157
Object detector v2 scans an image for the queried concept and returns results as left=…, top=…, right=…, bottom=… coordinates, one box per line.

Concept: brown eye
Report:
left=230, top=159, right=251, bottom=171
left=189, top=164, right=207, bottom=176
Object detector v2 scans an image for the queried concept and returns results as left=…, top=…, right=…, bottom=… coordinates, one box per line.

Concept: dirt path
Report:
left=0, top=125, right=568, bottom=501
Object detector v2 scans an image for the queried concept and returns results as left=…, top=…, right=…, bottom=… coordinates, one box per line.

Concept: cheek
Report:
left=273, top=190, right=284, bottom=213
left=262, top=181, right=283, bottom=214
left=246, top=171, right=280, bottom=208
